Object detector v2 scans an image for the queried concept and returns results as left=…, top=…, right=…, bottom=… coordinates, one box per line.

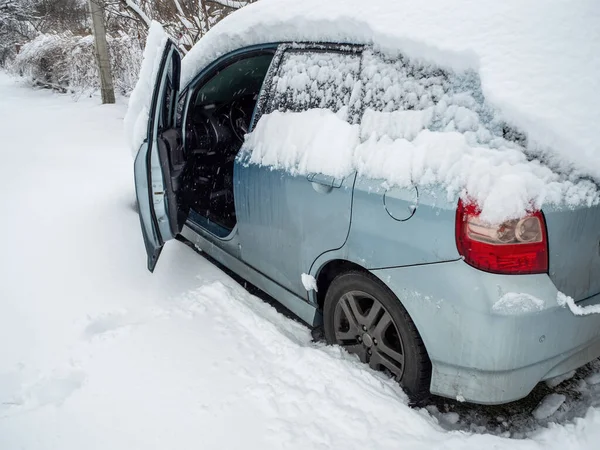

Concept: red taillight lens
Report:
left=455, top=200, right=548, bottom=274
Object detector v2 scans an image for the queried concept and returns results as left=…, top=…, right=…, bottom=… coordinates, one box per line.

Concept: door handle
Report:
left=306, top=173, right=343, bottom=188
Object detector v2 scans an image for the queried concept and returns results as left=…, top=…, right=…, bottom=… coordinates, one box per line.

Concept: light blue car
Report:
left=134, top=37, right=600, bottom=404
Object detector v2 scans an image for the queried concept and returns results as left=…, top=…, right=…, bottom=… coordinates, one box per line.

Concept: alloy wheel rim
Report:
left=333, top=290, right=405, bottom=380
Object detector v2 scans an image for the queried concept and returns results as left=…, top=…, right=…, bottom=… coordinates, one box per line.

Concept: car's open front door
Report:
left=133, top=37, right=185, bottom=272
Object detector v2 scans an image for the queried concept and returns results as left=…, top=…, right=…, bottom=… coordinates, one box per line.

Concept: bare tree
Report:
left=4, top=0, right=258, bottom=92
left=33, top=0, right=88, bottom=34
left=119, top=0, right=150, bottom=27
left=206, top=0, right=248, bottom=9
left=0, top=1, right=35, bottom=64
left=115, top=0, right=256, bottom=52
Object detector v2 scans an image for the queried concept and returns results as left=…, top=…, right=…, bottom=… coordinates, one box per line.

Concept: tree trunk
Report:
left=88, top=0, right=115, bottom=104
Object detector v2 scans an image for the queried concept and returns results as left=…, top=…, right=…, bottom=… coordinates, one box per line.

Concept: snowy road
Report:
left=1, top=72, right=600, bottom=449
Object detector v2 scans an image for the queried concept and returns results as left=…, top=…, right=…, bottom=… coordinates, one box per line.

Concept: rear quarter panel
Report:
left=345, top=178, right=460, bottom=269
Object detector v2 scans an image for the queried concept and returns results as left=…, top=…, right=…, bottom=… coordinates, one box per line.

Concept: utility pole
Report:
left=88, top=0, right=115, bottom=104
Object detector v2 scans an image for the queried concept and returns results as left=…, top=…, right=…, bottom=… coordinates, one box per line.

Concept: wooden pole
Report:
left=88, top=0, right=115, bottom=104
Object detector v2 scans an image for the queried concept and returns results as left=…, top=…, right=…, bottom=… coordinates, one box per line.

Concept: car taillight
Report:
left=455, top=200, right=548, bottom=274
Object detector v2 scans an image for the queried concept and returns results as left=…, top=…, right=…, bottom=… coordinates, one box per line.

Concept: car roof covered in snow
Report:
left=182, top=0, right=600, bottom=182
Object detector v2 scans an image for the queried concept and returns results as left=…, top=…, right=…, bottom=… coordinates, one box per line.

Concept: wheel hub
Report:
left=361, top=333, right=374, bottom=348
left=333, top=290, right=406, bottom=380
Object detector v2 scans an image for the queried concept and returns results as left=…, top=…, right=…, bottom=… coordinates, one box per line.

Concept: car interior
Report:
left=181, top=52, right=275, bottom=237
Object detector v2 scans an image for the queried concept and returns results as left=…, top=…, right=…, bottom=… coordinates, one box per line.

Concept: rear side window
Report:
left=360, top=50, right=526, bottom=147
left=263, top=48, right=362, bottom=123
left=361, top=50, right=451, bottom=113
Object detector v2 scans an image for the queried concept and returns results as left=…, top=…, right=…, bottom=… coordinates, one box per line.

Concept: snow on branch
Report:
left=206, top=0, right=248, bottom=9
left=122, top=0, right=151, bottom=27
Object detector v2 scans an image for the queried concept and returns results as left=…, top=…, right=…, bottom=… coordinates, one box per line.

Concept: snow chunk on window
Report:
left=124, top=21, right=168, bottom=157
left=361, top=109, right=434, bottom=142
left=244, top=109, right=358, bottom=178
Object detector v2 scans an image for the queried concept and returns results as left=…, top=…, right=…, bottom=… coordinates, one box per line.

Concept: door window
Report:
left=175, top=88, right=187, bottom=129
left=262, top=48, right=362, bottom=123
left=235, top=45, right=362, bottom=299
left=158, top=56, right=180, bottom=132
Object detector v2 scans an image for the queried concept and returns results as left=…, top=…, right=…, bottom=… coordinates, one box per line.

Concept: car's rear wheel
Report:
left=323, top=271, right=431, bottom=403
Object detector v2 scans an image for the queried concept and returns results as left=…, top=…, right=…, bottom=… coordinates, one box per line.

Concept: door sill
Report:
left=187, top=209, right=237, bottom=241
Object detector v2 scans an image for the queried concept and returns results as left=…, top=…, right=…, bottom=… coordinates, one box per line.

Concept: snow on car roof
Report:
left=178, top=0, right=600, bottom=221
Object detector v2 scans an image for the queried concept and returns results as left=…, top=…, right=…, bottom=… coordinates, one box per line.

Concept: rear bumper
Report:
left=371, top=260, right=600, bottom=404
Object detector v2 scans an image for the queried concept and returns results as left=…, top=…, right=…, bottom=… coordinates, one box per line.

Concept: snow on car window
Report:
left=360, top=50, right=524, bottom=150
left=265, top=50, right=362, bottom=123
left=246, top=47, right=599, bottom=223
left=362, top=50, right=450, bottom=114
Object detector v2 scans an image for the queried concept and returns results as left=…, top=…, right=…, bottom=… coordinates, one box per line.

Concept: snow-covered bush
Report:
left=11, top=31, right=143, bottom=96
left=11, top=33, right=70, bottom=90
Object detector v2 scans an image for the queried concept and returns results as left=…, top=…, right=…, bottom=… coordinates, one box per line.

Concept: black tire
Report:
left=323, top=270, right=431, bottom=403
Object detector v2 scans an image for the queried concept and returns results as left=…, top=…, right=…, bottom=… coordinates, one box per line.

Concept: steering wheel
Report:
left=189, top=106, right=232, bottom=153
left=187, top=117, right=211, bottom=151
left=229, top=97, right=253, bottom=142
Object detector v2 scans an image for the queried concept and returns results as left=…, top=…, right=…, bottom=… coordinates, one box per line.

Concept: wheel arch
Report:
left=317, top=260, right=433, bottom=402
left=314, top=259, right=369, bottom=311
left=313, top=258, right=432, bottom=365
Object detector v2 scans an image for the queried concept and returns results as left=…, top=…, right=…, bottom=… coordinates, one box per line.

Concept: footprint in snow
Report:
left=83, top=310, right=131, bottom=339
left=0, top=368, right=85, bottom=415
left=0, top=368, right=26, bottom=411
left=25, top=370, right=86, bottom=408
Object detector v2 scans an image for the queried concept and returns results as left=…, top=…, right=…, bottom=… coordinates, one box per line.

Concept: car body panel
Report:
left=345, top=179, right=460, bottom=269
left=234, top=156, right=357, bottom=299
left=186, top=212, right=241, bottom=260
left=371, top=260, right=600, bottom=404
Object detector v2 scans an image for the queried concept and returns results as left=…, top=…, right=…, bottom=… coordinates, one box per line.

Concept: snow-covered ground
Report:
left=2, top=72, right=600, bottom=449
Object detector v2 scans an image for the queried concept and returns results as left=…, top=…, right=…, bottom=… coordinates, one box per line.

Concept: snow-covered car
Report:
left=129, top=0, right=600, bottom=405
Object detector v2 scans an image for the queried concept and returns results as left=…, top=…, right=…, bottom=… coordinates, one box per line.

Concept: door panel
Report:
left=134, top=141, right=163, bottom=269
left=180, top=48, right=277, bottom=259
left=235, top=162, right=356, bottom=298
left=235, top=44, right=362, bottom=299
left=133, top=37, right=182, bottom=272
